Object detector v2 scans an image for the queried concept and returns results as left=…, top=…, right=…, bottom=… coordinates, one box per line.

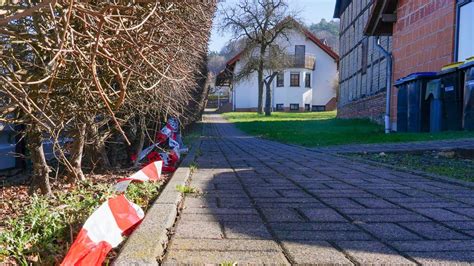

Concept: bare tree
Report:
left=220, top=0, right=296, bottom=115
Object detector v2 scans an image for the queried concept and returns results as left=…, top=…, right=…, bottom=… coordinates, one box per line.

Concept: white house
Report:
left=216, top=22, right=339, bottom=112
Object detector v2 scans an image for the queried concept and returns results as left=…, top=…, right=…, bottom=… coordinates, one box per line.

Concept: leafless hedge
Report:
left=0, top=1, right=215, bottom=195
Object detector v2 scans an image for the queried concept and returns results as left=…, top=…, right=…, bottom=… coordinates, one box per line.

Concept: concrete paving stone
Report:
left=275, top=230, right=372, bottom=241
left=394, top=189, right=440, bottom=198
left=390, top=240, right=474, bottom=252
left=282, top=241, right=353, bottom=265
left=174, top=220, right=223, bottom=239
left=164, top=250, right=289, bottom=265
left=335, top=241, right=416, bottom=265
left=362, top=185, right=410, bottom=190
left=388, top=197, right=451, bottom=203
left=182, top=207, right=258, bottom=215
left=347, top=214, right=430, bottom=223
left=413, top=208, right=472, bottom=221
left=447, top=208, right=474, bottom=218
left=180, top=213, right=262, bottom=223
left=295, top=183, right=332, bottom=190
left=190, top=181, right=216, bottom=190
left=320, top=198, right=366, bottom=209
left=260, top=208, right=305, bottom=222
left=204, top=191, right=249, bottom=198
left=465, top=230, right=474, bottom=236
left=167, top=238, right=281, bottom=251
left=322, top=182, right=357, bottom=190
left=397, top=201, right=470, bottom=208
left=218, top=198, right=254, bottom=208
left=309, top=189, right=374, bottom=198
left=214, top=183, right=244, bottom=190
left=268, top=222, right=359, bottom=231
left=407, top=252, right=474, bottom=265
left=457, top=197, right=474, bottom=205
left=352, top=198, right=398, bottom=208
left=276, top=189, right=312, bottom=198
left=399, top=222, right=470, bottom=240
left=444, top=221, right=474, bottom=230
left=262, top=178, right=295, bottom=185
left=259, top=185, right=301, bottom=190
left=365, top=189, right=412, bottom=198
left=256, top=202, right=328, bottom=208
left=359, top=223, right=422, bottom=240
left=299, top=208, right=349, bottom=222
left=254, top=197, right=320, bottom=203
left=246, top=189, right=281, bottom=198
left=297, top=175, right=335, bottom=182
left=223, top=222, right=272, bottom=239
left=184, top=197, right=218, bottom=208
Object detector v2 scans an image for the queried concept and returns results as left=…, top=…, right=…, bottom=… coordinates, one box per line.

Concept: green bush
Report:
left=0, top=180, right=161, bottom=265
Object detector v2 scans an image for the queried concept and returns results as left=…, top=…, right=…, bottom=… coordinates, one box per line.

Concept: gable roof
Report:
left=364, top=0, right=398, bottom=36
left=222, top=19, right=339, bottom=67
left=333, top=0, right=352, bottom=18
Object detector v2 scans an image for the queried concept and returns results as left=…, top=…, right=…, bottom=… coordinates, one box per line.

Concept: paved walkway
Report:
left=163, top=114, right=474, bottom=265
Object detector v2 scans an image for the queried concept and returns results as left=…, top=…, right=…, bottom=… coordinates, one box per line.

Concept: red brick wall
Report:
left=337, top=92, right=387, bottom=124
left=390, top=0, right=456, bottom=123
left=325, top=97, right=337, bottom=111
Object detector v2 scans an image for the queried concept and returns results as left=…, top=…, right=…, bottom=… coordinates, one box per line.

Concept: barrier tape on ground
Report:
left=114, top=161, right=163, bottom=192
left=62, top=118, right=187, bottom=266
left=61, top=195, right=144, bottom=266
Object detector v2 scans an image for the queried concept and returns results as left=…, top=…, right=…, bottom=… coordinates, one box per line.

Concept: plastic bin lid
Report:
left=438, top=62, right=464, bottom=74
left=400, top=72, right=437, bottom=83
left=460, top=57, right=474, bottom=69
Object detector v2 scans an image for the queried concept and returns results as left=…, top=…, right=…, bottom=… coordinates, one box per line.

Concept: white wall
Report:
left=232, top=29, right=338, bottom=110
left=233, top=65, right=259, bottom=108
left=272, top=69, right=312, bottom=109
left=278, top=31, right=338, bottom=106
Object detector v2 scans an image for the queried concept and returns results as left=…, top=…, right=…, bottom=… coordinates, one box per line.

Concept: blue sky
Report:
left=208, top=0, right=338, bottom=52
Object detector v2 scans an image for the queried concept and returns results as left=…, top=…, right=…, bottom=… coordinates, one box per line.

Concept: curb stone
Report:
left=114, top=138, right=201, bottom=266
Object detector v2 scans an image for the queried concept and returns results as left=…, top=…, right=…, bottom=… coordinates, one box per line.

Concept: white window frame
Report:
left=456, top=0, right=474, bottom=61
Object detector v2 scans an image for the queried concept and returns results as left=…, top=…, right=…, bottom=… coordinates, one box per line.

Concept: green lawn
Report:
left=223, top=111, right=474, bottom=147
left=350, top=151, right=474, bottom=182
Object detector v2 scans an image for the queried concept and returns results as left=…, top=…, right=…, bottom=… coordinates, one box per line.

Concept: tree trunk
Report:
left=27, top=125, right=52, bottom=196
left=133, top=116, right=146, bottom=167
left=264, top=72, right=278, bottom=116
left=264, top=81, right=272, bottom=116
left=67, top=122, right=86, bottom=182
left=87, top=122, right=111, bottom=170
left=97, top=139, right=111, bottom=169
left=257, top=68, right=264, bottom=114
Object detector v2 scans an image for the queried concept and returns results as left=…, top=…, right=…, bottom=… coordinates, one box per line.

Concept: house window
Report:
left=290, top=72, right=300, bottom=87
left=361, top=37, right=369, bottom=74
left=290, top=104, right=300, bottom=111
left=312, top=105, right=326, bottom=112
left=276, top=104, right=284, bottom=111
left=276, top=72, right=284, bottom=87
left=305, top=73, right=311, bottom=88
left=305, top=104, right=310, bottom=111
left=456, top=0, right=474, bottom=61
left=295, top=45, right=306, bottom=67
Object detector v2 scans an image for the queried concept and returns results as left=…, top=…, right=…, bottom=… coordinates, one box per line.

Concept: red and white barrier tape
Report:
left=63, top=118, right=185, bottom=265
left=61, top=195, right=144, bottom=266
left=114, top=161, right=163, bottom=192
